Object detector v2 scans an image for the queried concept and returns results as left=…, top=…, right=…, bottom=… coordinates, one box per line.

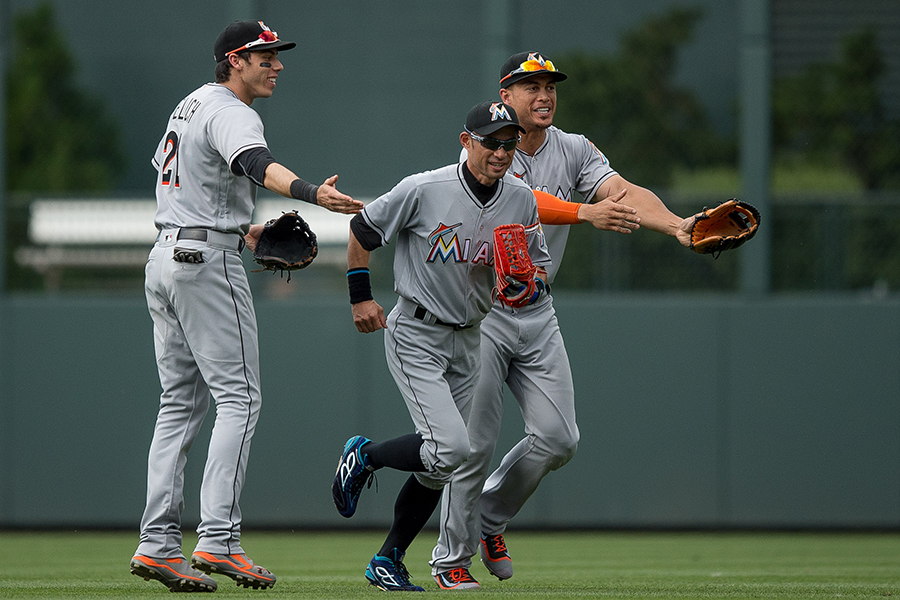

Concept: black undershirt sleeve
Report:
left=231, top=147, right=276, bottom=187
left=350, top=213, right=384, bottom=251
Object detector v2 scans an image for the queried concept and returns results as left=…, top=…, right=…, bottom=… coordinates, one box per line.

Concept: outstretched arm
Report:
left=263, top=163, right=364, bottom=215
left=534, top=189, right=640, bottom=233
left=596, top=174, right=693, bottom=247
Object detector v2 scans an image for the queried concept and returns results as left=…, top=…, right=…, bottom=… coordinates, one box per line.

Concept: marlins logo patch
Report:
left=426, top=221, right=492, bottom=266
left=427, top=222, right=463, bottom=263
left=489, top=103, right=512, bottom=122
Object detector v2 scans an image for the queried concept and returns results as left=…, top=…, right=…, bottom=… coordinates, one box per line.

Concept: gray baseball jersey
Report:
left=509, top=125, right=616, bottom=282
left=432, top=127, right=614, bottom=575
left=458, top=126, right=616, bottom=283
left=137, top=82, right=268, bottom=559
left=363, top=162, right=550, bottom=487
left=151, top=83, right=267, bottom=235
left=360, top=162, right=551, bottom=327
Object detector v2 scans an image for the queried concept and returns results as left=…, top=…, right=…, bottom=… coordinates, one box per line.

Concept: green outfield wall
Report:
left=1, top=292, right=897, bottom=530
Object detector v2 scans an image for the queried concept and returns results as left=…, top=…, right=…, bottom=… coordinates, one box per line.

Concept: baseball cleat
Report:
left=332, top=435, right=376, bottom=518
left=433, top=567, right=482, bottom=590
left=365, top=549, right=425, bottom=592
left=130, top=554, right=217, bottom=592
left=480, top=533, right=513, bottom=580
left=190, top=552, right=276, bottom=589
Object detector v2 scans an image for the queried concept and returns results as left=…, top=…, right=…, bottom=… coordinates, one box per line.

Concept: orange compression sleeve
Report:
left=534, top=190, right=581, bottom=225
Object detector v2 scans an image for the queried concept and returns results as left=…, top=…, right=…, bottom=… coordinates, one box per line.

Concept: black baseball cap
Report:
left=499, top=51, right=567, bottom=88
left=214, top=20, right=296, bottom=63
left=465, top=101, right=526, bottom=136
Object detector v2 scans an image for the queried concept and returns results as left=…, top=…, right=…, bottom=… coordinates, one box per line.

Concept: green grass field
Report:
left=0, top=530, right=897, bottom=599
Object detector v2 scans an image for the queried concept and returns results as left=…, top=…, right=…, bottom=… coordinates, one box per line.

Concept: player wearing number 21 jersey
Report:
left=132, top=20, right=362, bottom=593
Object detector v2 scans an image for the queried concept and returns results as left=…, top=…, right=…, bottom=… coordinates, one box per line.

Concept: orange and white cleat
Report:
left=190, top=552, right=276, bottom=589
left=130, top=554, right=217, bottom=592
left=433, top=567, right=482, bottom=590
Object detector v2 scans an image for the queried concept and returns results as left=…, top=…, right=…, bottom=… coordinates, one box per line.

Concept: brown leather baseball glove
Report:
left=689, top=199, right=761, bottom=257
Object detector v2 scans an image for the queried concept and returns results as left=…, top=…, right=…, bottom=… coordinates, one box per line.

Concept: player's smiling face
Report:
left=500, top=74, right=557, bottom=132
left=228, top=50, right=283, bottom=104
left=462, top=125, right=519, bottom=186
left=245, top=50, right=282, bottom=97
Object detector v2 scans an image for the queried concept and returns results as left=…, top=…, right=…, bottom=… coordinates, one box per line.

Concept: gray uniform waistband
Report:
left=157, top=228, right=245, bottom=252
left=395, top=297, right=473, bottom=330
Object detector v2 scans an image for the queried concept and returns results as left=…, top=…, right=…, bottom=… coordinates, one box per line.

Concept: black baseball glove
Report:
left=252, top=211, right=317, bottom=280
left=689, top=199, right=761, bottom=257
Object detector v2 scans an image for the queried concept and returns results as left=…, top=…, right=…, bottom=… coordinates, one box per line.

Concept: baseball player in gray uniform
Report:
left=331, top=101, right=551, bottom=592
left=430, top=52, right=695, bottom=589
left=130, top=20, right=362, bottom=593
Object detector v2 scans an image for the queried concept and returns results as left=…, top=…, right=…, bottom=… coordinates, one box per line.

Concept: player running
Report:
left=430, top=51, right=696, bottom=589
left=331, top=101, right=551, bottom=592
left=130, top=20, right=362, bottom=593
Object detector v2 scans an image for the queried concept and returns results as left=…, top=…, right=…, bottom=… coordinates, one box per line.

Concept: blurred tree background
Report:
left=7, top=2, right=124, bottom=192
left=773, top=28, right=900, bottom=191
left=554, top=7, right=734, bottom=191
left=5, top=2, right=127, bottom=291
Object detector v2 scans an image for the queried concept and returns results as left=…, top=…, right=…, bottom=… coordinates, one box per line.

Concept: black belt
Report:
left=177, top=228, right=245, bottom=252
left=413, top=306, right=472, bottom=330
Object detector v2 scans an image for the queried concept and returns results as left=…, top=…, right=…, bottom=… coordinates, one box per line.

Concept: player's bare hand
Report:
left=317, top=175, right=364, bottom=214
left=352, top=299, right=387, bottom=333
left=244, top=224, right=264, bottom=252
left=676, top=214, right=695, bottom=247
left=580, top=189, right=640, bottom=233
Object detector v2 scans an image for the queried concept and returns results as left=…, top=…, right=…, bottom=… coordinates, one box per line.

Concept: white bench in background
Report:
left=16, top=198, right=359, bottom=289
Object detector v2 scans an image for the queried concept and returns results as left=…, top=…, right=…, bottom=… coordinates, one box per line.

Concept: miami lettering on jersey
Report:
left=427, top=222, right=492, bottom=266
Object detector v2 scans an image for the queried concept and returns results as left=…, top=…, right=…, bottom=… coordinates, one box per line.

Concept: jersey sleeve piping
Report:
left=583, top=169, right=618, bottom=204
left=227, top=142, right=268, bottom=170
left=359, top=209, right=390, bottom=247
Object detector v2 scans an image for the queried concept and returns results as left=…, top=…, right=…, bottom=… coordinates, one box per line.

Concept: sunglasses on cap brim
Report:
left=500, top=58, right=560, bottom=84
left=227, top=29, right=280, bottom=56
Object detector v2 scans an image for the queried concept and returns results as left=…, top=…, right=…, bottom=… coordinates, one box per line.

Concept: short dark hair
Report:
left=214, top=51, right=250, bottom=83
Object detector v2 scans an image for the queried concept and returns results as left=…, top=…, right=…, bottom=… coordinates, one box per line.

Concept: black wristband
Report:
left=290, top=178, right=320, bottom=204
left=347, top=268, right=374, bottom=304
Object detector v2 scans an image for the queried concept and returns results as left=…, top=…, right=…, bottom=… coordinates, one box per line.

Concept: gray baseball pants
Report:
left=431, top=296, right=579, bottom=573
left=136, top=229, right=260, bottom=558
left=386, top=298, right=482, bottom=489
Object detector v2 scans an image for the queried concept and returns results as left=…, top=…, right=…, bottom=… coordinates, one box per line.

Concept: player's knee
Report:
left=437, top=443, right=470, bottom=475
left=541, top=425, right=580, bottom=468
left=434, top=431, right=471, bottom=475
left=553, top=439, right=578, bottom=469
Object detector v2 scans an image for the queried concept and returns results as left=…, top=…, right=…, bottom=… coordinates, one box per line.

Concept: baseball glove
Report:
left=689, top=199, right=761, bottom=257
left=493, top=224, right=537, bottom=308
left=252, top=210, right=317, bottom=280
